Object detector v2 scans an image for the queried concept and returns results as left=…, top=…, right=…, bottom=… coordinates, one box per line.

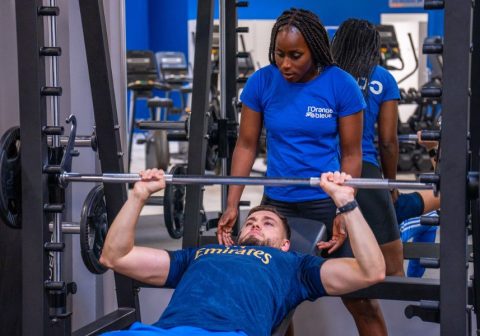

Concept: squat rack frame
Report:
left=16, top=0, right=64, bottom=334
left=182, top=1, right=479, bottom=335
left=14, top=0, right=139, bottom=335
left=439, top=1, right=473, bottom=334
left=10, top=1, right=479, bottom=336
left=13, top=0, right=224, bottom=334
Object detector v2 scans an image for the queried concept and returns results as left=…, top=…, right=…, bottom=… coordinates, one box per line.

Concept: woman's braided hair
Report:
left=268, top=8, right=334, bottom=69
left=331, top=18, right=380, bottom=94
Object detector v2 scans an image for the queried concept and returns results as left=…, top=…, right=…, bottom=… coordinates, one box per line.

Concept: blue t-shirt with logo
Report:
left=155, top=244, right=327, bottom=336
left=240, top=65, right=365, bottom=201
left=361, top=65, right=400, bottom=166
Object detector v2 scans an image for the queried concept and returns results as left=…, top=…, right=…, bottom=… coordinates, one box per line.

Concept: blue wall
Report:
left=148, top=1, right=189, bottom=57
left=126, top=0, right=444, bottom=120
left=126, top=0, right=188, bottom=54
left=125, top=0, right=149, bottom=50
left=127, top=0, right=444, bottom=61
left=187, top=0, right=443, bottom=35
left=126, top=0, right=189, bottom=121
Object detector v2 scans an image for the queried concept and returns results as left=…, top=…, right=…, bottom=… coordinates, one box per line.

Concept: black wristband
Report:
left=336, top=199, right=358, bottom=215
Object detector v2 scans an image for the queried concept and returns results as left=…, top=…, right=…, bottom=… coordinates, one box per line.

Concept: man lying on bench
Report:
left=100, top=170, right=385, bottom=336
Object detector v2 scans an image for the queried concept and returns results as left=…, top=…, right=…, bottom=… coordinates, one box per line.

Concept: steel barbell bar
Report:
left=59, top=172, right=436, bottom=190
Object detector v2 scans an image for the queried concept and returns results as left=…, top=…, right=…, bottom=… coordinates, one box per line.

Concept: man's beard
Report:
left=238, top=236, right=273, bottom=247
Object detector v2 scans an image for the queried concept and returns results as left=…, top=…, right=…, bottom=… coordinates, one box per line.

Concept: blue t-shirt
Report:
left=155, top=244, right=327, bottom=336
left=361, top=65, right=400, bottom=166
left=240, top=65, right=365, bottom=202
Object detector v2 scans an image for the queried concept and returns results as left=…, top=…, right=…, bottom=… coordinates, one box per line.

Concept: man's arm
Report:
left=100, top=169, right=171, bottom=286
left=318, top=172, right=386, bottom=296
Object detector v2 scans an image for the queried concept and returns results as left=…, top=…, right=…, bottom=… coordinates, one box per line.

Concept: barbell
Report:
left=58, top=171, right=437, bottom=190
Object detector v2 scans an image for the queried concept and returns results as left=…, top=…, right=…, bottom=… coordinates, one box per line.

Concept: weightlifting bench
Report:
left=272, top=217, right=327, bottom=336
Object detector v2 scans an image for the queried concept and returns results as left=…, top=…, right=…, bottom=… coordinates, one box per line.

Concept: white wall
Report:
left=188, top=19, right=275, bottom=75
left=65, top=0, right=127, bottom=330
left=0, top=0, right=19, bottom=132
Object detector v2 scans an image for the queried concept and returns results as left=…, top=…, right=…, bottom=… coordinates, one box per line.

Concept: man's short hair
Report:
left=246, top=205, right=291, bottom=240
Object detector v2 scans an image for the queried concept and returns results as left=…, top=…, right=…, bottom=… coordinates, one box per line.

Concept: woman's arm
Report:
left=377, top=100, right=399, bottom=180
left=217, top=105, right=262, bottom=245
left=226, top=105, right=263, bottom=207
left=339, top=111, right=363, bottom=178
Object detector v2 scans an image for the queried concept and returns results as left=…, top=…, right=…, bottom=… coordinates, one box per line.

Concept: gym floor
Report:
left=125, top=136, right=454, bottom=335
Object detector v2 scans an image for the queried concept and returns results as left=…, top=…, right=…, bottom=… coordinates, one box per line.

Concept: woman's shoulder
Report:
left=255, top=64, right=278, bottom=77
left=245, top=64, right=278, bottom=85
left=323, top=65, right=356, bottom=81
left=372, top=65, right=396, bottom=81
left=322, top=65, right=359, bottom=88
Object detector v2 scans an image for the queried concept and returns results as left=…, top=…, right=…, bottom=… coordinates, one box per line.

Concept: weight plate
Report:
left=0, top=127, right=22, bottom=229
left=80, top=185, right=108, bottom=274
left=145, top=130, right=170, bottom=171
left=163, top=164, right=187, bottom=239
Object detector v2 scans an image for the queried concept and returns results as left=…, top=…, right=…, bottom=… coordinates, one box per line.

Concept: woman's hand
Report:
left=317, top=214, right=347, bottom=254
left=217, top=206, right=239, bottom=246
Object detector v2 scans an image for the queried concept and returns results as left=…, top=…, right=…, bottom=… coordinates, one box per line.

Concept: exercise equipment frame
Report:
left=7, top=0, right=480, bottom=336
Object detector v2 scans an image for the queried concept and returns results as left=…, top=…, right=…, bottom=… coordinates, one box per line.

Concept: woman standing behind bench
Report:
left=218, top=7, right=364, bottom=257
left=330, top=18, right=404, bottom=336
left=218, top=7, right=365, bottom=336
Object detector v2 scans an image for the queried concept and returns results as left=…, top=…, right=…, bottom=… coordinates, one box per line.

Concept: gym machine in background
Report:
left=377, top=23, right=442, bottom=173
left=126, top=50, right=172, bottom=171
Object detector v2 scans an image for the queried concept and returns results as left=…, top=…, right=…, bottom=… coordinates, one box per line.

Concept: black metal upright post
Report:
left=471, top=0, right=480, bottom=167
left=16, top=0, right=67, bottom=335
left=182, top=0, right=215, bottom=248
left=469, top=0, right=480, bottom=332
left=440, top=1, right=472, bottom=334
left=78, top=0, right=140, bottom=330
left=222, top=0, right=240, bottom=183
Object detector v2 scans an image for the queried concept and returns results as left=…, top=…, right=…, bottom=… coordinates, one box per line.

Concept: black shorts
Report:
left=356, top=161, right=400, bottom=245
left=261, top=194, right=353, bottom=258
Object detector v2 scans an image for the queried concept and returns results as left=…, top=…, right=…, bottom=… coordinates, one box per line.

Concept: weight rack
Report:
left=14, top=0, right=138, bottom=335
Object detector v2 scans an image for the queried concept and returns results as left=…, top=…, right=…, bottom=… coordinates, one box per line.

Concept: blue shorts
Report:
left=102, top=322, right=247, bottom=336
left=395, top=192, right=424, bottom=224
left=399, top=211, right=439, bottom=277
